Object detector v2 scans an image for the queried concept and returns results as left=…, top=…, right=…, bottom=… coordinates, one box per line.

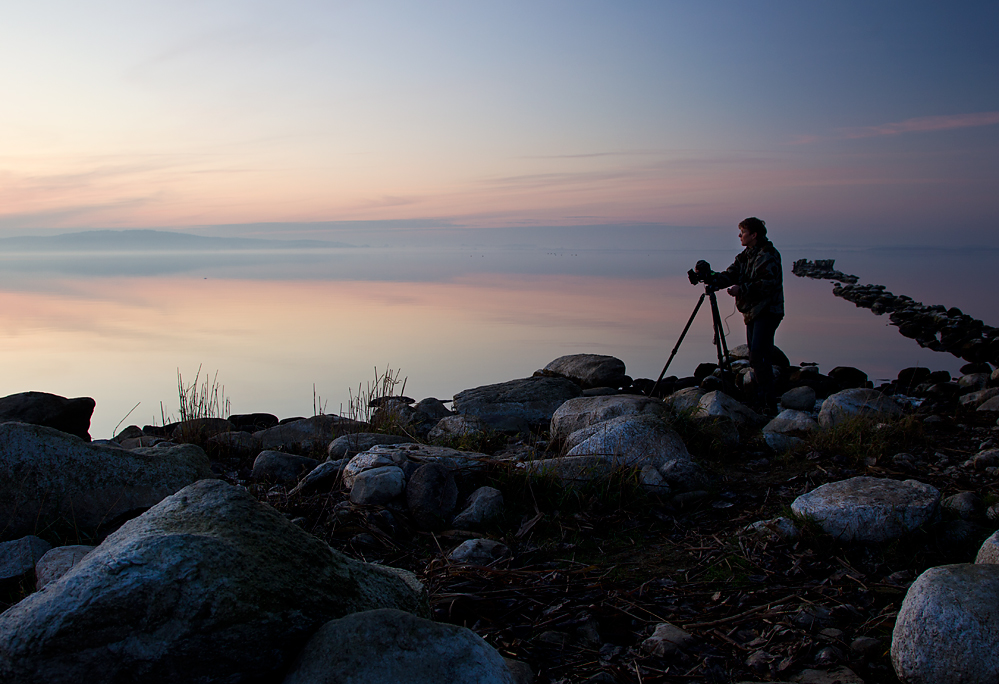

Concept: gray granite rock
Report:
left=0, top=423, right=212, bottom=541
left=892, top=564, right=999, bottom=684
left=0, top=536, right=51, bottom=582
left=541, top=354, right=627, bottom=389
left=453, top=487, right=504, bottom=530
left=406, top=463, right=458, bottom=530
left=350, top=466, right=406, bottom=505
left=664, top=387, right=705, bottom=414
left=977, top=530, right=999, bottom=564
left=764, top=409, right=819, bottom=437
left=428, top=415, right=486, bottom=442
left=0, top=391, right=95, bottom=441
left=452, top=376, right=583, bottom=433
left=791, top=476, right=939, bottom=542
left=550, top=394, right=666, bottom=443
left=251, top=451, right=319, bottom=485
left=34, top=545, right=94, bottom=589
left=696, top=391, right=762, bottom=427
left=563, top=414, right=689, bottom=468
left=327, top=433, right=410, bottom=460
left=818, top=388, right=904, bottom=428
left=0, top=480, right=427, bottom=684
left=282, top=609, right=517, bottom=684
left=781, top=386, right=817, bottom=411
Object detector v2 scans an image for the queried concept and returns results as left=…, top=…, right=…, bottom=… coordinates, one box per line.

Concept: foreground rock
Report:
left=791, top=476, right=940, bottom=543
left=452, top=376, right=582, bottom=433
left=0, top=391, right=96, bottom=441
left=892, top=564, right=999, bottom=683
left=0, top=423, right=212, bottom=541
left=0, top=480, right=427, bottom=684
left=283, top=609, right=518, bottom=684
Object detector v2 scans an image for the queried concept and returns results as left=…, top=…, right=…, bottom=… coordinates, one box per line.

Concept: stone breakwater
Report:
left=794, top=257, right=999, bottom=365
left=1, top=348, right=998, bottom=683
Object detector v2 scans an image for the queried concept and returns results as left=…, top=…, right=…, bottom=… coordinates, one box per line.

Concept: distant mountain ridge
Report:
left=0, top=230, right=354, bottom=252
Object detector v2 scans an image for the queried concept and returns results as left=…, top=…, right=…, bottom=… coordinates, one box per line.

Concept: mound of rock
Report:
left=452, top=376, right=582, bottom=433
left=550, top=394, right=666, bottom=442
left=0, top=480, right=427, bottom=684
left=0, top=423, right=212, bottom=541
left=284, top=609, right=520, bottom=684
left=892, top=564, right=999, bottom=683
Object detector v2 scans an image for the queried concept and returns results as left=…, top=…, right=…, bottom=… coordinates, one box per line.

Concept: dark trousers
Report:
left=746, top=313, right=782, bottom=401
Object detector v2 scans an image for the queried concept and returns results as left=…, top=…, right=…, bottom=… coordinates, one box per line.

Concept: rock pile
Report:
left=1, top=349, right=998, bottom=683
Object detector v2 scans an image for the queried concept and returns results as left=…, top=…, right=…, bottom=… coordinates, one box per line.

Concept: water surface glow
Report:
left=0, top=246, right=993, bottom=438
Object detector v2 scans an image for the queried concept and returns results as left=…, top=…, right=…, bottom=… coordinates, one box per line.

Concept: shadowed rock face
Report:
left=453, top=376, right=582, bottom=434
left=0, top=392, right=95, bottom=441
left=0, top=423, right=213, bottom=541
left=284, top=609, right=517, bottom=684
left=0, top=480, right=428, bottom=684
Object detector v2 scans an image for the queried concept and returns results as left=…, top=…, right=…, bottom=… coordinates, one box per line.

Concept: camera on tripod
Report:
left=687, top=260, right=714, bottom=287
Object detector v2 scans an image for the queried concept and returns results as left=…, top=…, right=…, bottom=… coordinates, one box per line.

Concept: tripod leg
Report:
left=708, top=290, right=729, bottom=370
left=648, top=293, right=706, bottom=397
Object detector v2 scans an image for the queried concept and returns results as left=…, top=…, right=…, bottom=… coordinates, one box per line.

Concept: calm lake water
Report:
left=1, top=245, right=996, bottom=439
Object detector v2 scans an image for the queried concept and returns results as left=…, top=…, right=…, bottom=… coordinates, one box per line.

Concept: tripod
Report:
left=648, top=283, right=733, bottom=397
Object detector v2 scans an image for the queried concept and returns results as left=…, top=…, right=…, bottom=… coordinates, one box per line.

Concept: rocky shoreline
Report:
left=1, top=337, right=998, bottom=681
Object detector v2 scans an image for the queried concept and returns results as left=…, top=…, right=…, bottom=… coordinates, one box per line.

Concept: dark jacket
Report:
left=708, top=238, right=784, bottom=323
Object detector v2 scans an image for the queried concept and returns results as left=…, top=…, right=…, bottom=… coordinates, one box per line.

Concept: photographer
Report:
left=703, top=217, right=784, bottom=412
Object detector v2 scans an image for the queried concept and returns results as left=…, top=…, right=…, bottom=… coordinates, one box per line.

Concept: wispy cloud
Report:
left=841, top=111, right=999, bottom=139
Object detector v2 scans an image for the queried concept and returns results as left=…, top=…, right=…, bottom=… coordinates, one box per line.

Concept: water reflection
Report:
left=0, top=246, right=993, bottom=438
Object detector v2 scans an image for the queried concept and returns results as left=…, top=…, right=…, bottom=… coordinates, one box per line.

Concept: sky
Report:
left=1, top=1, right=997, bottom=247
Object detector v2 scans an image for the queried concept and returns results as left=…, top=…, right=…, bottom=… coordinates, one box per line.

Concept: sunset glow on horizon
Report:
left=1, top=2, right=997, bottom=246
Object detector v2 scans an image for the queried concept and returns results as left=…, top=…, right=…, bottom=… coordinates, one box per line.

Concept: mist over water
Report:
left=0, top=244, right=995, bottom=439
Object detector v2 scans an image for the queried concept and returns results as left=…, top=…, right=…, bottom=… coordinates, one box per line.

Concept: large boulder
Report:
left=0, top=480, right=427, bottom=684
left=791, top=476, right=939, bottom=543
left=283, top=609, right=517, bottom=684
left=564, top=414, right=690, bottom=468
left=818, top=389, right=904, bottom=428
left=0, top=423, right=212, bottom=541
left=541, top=354, right=627, bottom=389
left=0, top=391, right=95, bottom=441
left=550, top=395, right=667, bottom=443
left=452, top=377, right=582, bottom=433
left=892, top=564, right=999, bottom=683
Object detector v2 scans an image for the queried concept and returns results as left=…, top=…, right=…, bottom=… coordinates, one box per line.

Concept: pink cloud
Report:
left=839, top=111, right=999, bottom=139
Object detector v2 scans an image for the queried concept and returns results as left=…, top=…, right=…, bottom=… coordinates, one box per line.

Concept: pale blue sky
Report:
left=0, top=1, right=996, bottom=246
